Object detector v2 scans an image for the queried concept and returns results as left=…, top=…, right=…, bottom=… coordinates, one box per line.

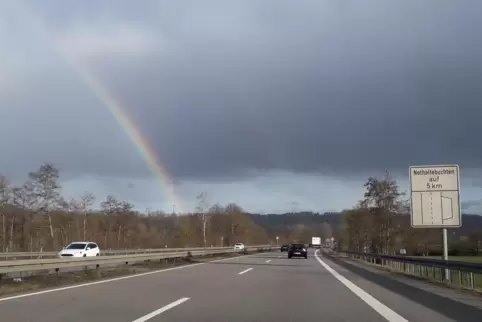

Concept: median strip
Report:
left=132, top=297, right=190, bottom=322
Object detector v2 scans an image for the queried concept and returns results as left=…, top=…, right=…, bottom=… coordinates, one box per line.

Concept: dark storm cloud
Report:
left=98, top=1, right=482, bottom=180
left=3, top=1, right=482, bottom=183
left=0, top=66, right=152, bottom=181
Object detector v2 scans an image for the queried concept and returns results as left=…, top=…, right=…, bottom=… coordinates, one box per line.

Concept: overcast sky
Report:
left=1, top=0, right=482, bottom=214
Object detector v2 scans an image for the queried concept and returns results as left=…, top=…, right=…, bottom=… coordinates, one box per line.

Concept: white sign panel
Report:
left=409, top=165, right=461, bottom=228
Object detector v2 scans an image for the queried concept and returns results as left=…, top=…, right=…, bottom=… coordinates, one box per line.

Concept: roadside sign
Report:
left=276, top=236, right=279, bottom=240
left=409, top=165, right=461, bottom=228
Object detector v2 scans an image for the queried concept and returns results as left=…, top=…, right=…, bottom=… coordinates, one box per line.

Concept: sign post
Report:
left=276, top=236, right=279, bottom=245
left=409, top=165, right=461, bottom=281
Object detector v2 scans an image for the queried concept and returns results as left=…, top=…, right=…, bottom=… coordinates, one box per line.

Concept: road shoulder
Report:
left=320, top=252, right=482, bottom=322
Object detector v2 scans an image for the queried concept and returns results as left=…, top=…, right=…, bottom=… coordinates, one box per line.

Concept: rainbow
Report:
left=71, top=68, right=183, bottom=214
left=11, top=2, right=183, bottom=213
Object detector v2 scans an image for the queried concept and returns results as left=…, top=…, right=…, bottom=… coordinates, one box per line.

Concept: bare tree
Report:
left=343, top=205, right=374, bottom=252
left=360, top=171, right=405, bottom=254
left=196, top=192, right=210, bottom=248
left=11, top=184, right=35, bottom=251
left=209, top=203, right=224, bottom=214
left=0, top=175, right=11, bottom=251
left=100, top=195, right=133, bottom=248
left=26, top=163, right=63, bottom=250
left=79, top=192, right=95, bottom=240
left=225, top=203, right=243, bottom=244
left=101, top=195, right=119, bottom=248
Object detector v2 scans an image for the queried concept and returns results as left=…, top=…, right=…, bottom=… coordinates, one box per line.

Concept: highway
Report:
left=1, top=250, right=481, bottom=322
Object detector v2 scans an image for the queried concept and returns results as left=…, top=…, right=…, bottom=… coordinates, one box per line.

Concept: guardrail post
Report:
left=469, top=272, right=475, bottom=289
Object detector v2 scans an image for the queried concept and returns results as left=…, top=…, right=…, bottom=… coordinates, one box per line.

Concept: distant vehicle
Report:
left=311, top=237, right=321, bottom=248
left=234, top=243, right=245, bottom=250
left=288, top=243, right=308, bottom=259
left=280, top=244, right=289, bottom=252
left=59, top=242, right=100, bottom=258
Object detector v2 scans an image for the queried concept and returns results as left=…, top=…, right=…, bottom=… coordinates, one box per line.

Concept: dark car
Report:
left=280, top=244, right=289, bottom=252
left=288, top=243, right=308, bottom=259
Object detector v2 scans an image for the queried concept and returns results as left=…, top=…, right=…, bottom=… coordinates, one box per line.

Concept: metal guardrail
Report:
left=336, top=250, right=482, bottom=291
left=0, top=246, right=269, bottom=259
left=0, top=246, right=278, bottom=276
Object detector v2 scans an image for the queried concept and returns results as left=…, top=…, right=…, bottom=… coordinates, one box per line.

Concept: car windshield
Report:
left=235, top=243, right=243, bottom=246
left=66, top=243, right=87, bottom=250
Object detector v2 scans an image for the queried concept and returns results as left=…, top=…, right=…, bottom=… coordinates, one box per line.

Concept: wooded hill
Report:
left=249, top=212, right=482, bottom=255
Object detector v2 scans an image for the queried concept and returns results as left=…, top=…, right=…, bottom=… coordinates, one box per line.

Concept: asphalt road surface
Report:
left=0, top=250, right=480, bottom=322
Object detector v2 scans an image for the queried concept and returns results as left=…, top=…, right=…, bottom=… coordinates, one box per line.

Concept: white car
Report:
left=59, top=242, right=100, bottom=258
left=234, top=243, right=245, bottom=250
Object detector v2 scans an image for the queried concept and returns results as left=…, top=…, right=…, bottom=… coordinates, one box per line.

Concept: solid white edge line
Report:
left=132, top=297, right=190, bottom=322
left=266, top=260, right=272, bottom=263
left=314, top=250, right=408, bottom=322
left=238, top=268, right=253, bottom=275
left=0, top=252, right=266, bottom=303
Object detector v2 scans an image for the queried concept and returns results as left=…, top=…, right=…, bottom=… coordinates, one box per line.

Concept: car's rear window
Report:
left=291, top=244, right=304, bottom=249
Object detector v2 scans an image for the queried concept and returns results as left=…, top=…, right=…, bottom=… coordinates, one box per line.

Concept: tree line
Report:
left=338, top=171, right=482, bottom=256
left=0, top=163, right=269, bottom=252
left=1, top=163, right=480, bottom=255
